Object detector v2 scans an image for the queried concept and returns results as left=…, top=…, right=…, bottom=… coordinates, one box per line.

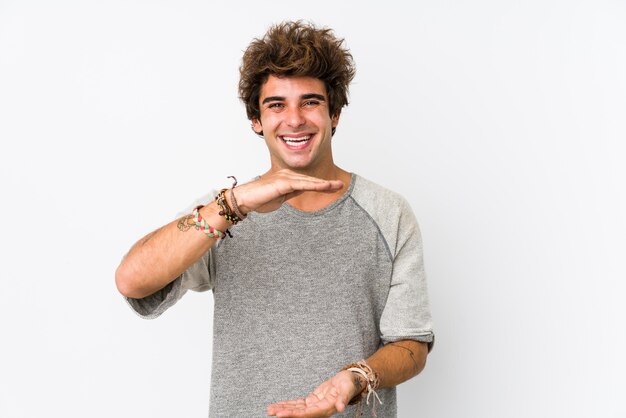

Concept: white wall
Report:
left=1, top=1, right=624, bottom=417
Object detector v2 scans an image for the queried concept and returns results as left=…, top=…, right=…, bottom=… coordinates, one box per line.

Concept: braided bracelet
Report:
left=192, top=207, right=227, bottom=239
left=341, top=360, right=382, bottom=416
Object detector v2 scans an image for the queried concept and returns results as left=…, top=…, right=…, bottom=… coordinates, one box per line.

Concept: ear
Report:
left=251, top=118, right=263, bottom=136
left=331, top=112, right=341, bottom=128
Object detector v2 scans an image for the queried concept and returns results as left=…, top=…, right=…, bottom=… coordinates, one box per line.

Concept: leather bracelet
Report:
left=228, top=187, right=246, bottom=221
left=215, top=176, right=245, bottom=225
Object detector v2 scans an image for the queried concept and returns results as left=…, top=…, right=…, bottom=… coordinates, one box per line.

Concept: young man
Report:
left=116, top=21, right=434, bottom=417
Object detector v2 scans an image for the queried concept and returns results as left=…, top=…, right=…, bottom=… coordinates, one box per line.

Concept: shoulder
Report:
left=351, top=175, right=409, bottom=206
left=350, top=174, right=415, bottom=221
left=349, top=174, right=421, bottom=258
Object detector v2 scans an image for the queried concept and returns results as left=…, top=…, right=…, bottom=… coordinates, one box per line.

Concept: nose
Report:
left=285, top=105, right=305, bottom=128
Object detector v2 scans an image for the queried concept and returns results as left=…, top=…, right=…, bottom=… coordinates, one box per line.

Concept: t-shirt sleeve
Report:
left=378, top=198, right=435, bottom=351
left=124, top=192, right=216, bottom=319
left=125, top=250, right=213, bottom=319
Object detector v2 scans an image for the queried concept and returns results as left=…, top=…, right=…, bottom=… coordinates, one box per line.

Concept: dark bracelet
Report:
left=228, top=188, right=246, bottom=222
left=226, top=175, right=247, bottom=221
left=214, top=176, right=245, bottom=225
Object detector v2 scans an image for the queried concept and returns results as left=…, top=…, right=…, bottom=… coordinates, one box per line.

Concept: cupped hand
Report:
left=266, top=371, right=363, bottom=418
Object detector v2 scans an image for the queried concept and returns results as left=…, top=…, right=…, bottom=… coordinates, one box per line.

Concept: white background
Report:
left=1, top=1, right=625, bottom=417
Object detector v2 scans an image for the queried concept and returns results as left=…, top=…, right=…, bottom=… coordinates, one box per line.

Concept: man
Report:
left=116, top=21, right=434, bottom=417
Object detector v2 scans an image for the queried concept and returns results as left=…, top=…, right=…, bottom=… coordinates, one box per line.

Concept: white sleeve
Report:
left=378, top=198, right=435, bottom=350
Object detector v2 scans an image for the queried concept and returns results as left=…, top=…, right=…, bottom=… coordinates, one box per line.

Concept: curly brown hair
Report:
left=239, top=21, right=356, bottom=122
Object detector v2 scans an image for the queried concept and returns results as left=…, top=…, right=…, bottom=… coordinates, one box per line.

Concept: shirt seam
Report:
left=347, top=195, right=394, bottom=264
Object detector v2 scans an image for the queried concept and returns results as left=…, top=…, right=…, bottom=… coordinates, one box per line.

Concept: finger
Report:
left=312, top=391, right=325, bottom=401
left=267, top=397, right=307, bottom=415
left=262, top=169, right=338, bottom=185
left=271, top=395, right=335, bottom=418
left=268, top=398, right=305, bottom=408
left=335, top=399, right=346, bottom=413
left=274, top=405, right=323, bottom=418
left=278, top=179, right=343, bottom=195
left=272, top=169, right=340, bottom=182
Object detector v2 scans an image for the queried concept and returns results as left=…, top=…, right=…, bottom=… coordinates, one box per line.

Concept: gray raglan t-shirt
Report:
left=127, top=174, right=434, bottom=417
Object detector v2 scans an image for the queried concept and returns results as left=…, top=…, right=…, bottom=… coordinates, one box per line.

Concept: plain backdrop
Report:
left=1, top=1, right=625, bottom=417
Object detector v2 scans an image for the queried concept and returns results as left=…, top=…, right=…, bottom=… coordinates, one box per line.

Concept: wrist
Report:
left=340, top=360, right=381, bottom=406
left=228, top=187, right=249, bottom=217
left=346, top=370, right=368, bottom=402
left=198, top=202, right=231, bottom=232
left=230, top=187, right=251, bottom=215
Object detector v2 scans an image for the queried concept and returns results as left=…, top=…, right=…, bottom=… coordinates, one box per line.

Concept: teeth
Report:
left=282, top=135, right=311, bottom=143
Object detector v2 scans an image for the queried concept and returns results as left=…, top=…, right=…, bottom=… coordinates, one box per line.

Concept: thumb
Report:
left=335, top=397, right=347, bottom=413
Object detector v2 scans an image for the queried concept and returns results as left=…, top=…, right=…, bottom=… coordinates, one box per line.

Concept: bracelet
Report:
left=228, top=189, right=246, bottom=221
left=215, top=189, right=243, bottom=224
left=341, top=359, right=382, bottom=416
left=227, top=176, right=247, bottom=221
left=215, top=176, right=244, bottom=225
left=192, top=207, right=227, bottom=239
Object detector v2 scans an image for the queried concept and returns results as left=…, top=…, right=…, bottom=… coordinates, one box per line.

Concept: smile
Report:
left=280, top=135, right=311, bottom=145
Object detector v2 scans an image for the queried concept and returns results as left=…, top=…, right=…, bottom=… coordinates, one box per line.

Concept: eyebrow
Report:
left=302, top=93, right=326, bottom=101
left=261, top=93, right=327, bottom=104
left=261, top=96, right=284, bottom=104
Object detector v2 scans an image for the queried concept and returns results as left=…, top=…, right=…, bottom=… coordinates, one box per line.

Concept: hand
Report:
left=266, top=370, right=365, bottom=417
left=232, top=169, right=344, bottom=214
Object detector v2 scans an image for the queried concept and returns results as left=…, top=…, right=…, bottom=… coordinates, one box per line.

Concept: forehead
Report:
left=259, top=75, right=327, bottom=99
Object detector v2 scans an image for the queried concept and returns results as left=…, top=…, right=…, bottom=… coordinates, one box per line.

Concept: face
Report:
left=252, top=75, right=339, bottom=174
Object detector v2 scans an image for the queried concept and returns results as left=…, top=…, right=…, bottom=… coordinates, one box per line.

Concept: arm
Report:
left=115, top=170, right=344, bottom=299
left=266, top=339, right=428, bottom=417
left=114, top=201, right=227, bottom=299
left=367, top=339, right=428, bottom=389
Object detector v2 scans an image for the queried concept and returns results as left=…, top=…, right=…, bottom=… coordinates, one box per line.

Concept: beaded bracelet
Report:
left=215, top=188, right=241, bottom=224
left=192, top=207, right=227, bottom=239
left=215, top=176, right=245, bottom=225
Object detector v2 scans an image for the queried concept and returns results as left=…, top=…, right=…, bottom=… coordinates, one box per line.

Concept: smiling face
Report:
left=252, top=75, right=340, bottom=175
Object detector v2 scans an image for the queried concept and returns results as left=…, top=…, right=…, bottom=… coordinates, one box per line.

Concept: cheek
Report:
left=259, top=114, right=279, bottom=129
left=320, top=115, right=336, bottom=130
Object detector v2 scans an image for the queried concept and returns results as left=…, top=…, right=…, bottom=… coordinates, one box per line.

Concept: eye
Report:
left=267, top=102, right=284, bottom=109
left=302, top=100, right=320, bottom=107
